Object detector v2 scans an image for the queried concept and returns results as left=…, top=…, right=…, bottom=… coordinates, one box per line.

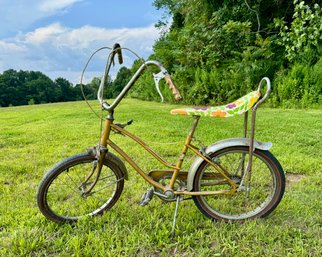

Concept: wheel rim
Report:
left=45, top=159, right=122, bottom=220
left=195, top=148, right=278, bottom=220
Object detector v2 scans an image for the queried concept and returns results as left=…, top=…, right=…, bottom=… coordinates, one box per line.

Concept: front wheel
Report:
left=37, top=153, right=124, bottom=223
left=192, top=146, right=285, bottom=221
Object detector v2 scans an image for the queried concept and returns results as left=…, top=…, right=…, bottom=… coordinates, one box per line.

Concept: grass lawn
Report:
left=0, top=99, right=321, bottom=256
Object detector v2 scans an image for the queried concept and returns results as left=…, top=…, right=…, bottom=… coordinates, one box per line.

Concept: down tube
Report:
left=110, top=124, right=177, bottom=169
left=106, top=139, right=166, bottom=191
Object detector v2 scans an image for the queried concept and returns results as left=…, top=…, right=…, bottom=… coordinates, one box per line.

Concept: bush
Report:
left=274, top=57, right=322, bottom=108
left=275, top=0, right=322, bottom=64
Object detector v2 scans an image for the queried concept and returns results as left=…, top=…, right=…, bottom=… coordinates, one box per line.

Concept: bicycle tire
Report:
left=37, top=153, right=124, bottom=223
left=192, top=146, right=285, bottom=221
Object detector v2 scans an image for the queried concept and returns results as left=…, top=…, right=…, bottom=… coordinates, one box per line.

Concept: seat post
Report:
left=187, top=115, right=200, bottom=138
left=169, top=115, right=200, bottom=189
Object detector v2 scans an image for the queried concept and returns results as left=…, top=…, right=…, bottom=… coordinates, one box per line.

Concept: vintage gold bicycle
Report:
left=37, top=44, right=285, bottom=233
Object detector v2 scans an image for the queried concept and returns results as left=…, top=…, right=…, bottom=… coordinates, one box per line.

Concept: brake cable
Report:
left=80, top=46, right=111, bottom=120
left=80, top=46, right=145, bottom=120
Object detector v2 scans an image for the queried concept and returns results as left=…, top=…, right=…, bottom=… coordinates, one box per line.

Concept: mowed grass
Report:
left=0, top=99, right=321, bottom=257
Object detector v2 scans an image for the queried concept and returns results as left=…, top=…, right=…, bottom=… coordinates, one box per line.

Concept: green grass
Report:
left=1, top=99, right=321, bottom=257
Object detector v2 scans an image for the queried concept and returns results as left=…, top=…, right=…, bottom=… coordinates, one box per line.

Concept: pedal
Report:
left=140, top=188, right=154, bottom=206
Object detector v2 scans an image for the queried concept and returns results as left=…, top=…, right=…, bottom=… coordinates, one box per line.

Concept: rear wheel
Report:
left=192, top=146, right=285, bottom=221
left=37, top=153, right=124, bottom=223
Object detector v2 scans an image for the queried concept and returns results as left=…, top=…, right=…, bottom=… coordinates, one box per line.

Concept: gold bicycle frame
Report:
left=93, top=54, right=272, bottom=198
left=98, top=114, right=238, bottom=197
left=93, top=47, right=272, bottom=199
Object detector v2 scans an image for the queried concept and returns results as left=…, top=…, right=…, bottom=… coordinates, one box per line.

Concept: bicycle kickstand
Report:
left=171, top=195, right=182, bottom=237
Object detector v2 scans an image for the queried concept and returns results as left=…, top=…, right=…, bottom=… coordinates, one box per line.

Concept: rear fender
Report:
left=186, top=138, right=272, bottom=191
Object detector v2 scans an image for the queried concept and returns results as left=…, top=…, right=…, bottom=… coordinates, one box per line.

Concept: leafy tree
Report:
left=1, top=1, right=321, bottom=108
left=110, top=67, right=132, bottom=98
left=144, top=0, right=322, bottom=107
left=73, top=84, right=91, bottom=101
left=0, top=69, right=76, bottom=106
left=55, top=77, right=75, bottom=102
left=0, top=70, right=28, bottom=106
left=275, top=0, right=322, bottom=64
left=87, top=77, right=101, bottom=99
left=25, top=73, right=58, bottom=104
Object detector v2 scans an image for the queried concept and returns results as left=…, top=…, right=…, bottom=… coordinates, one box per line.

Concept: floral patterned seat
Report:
left=170, top=91, right=261, bottom=118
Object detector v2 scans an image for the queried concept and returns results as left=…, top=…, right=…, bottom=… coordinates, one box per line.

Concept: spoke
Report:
left=41, top=155, right=124, bottom=222
left=79, top=167, right=118, bottom=216
left=86, top=178, right=122, bottom=197
left=98, top=174, right=115, bottom=181
left=52, top=175, right=82, bottom=196
left=196, top=148, right=277, bottom=219
left=65, top=168, right=84, bottom=190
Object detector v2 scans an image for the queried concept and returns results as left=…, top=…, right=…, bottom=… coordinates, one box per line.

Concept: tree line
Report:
left=0, top=67, right=132, bottom=107
left=1, top=0, right=321, bottom=108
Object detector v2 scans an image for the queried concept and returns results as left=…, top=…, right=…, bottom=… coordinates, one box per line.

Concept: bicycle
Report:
left=37, top=44, right=285, bottom=234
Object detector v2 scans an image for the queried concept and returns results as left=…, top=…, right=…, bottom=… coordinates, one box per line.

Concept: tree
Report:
left=142, top=0, right=322, bottom=107
left=275, top=0, right=322, bottom=64
left=0, top=69, right=76, bottom=107
left=55, top=77, right=75, bottom=102
left=25, top=72, right=57, bottom=104
left=0, top=69, right=28, bottom=106
left=111, top=67, right=132, bottom=98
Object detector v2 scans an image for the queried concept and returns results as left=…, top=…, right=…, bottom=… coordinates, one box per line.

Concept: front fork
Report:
left=80, top=116, right=113, bottom=197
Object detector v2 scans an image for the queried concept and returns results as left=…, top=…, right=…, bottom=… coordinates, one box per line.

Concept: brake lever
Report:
left=153, top=71, right=166, bottom=102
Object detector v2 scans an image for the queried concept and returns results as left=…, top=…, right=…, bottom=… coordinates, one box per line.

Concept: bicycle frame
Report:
left=37, top=44, right=284, bottom=230
left=92, top=46, right=271, bottom=199
left=98, top=113, right=239, bottom=197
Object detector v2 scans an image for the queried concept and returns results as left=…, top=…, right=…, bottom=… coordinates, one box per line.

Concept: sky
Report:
left=0, top=0, right=167, bottom=84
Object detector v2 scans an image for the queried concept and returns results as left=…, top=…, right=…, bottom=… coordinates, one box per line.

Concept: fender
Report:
left=186, top=138, right=272, bottom=191
left=87, top=147, right=129, bottom=180
left=105, top=152, right=129, bottom=180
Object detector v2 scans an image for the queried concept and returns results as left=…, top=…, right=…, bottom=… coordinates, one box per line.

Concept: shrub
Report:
left=274, top=57, right=322, bottom=108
